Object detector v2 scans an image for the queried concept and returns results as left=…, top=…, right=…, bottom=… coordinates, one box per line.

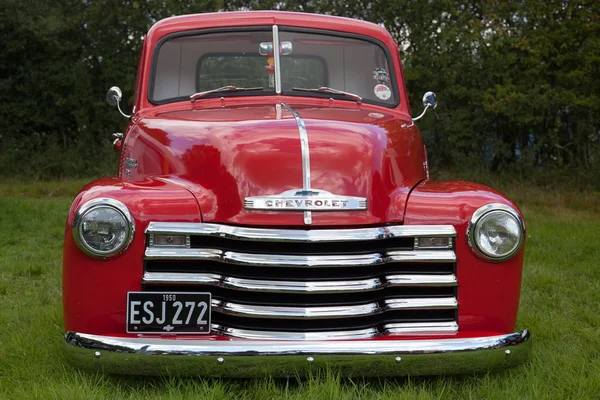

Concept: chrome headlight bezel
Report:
left=467, top=203, right=525, bottom=262
left=72, top=198, right=135, bottom=259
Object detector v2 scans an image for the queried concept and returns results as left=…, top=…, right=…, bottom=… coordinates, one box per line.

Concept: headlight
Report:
left=72, top=198, right=134, bottom=258
left=467, top=203, right=524, bottom=261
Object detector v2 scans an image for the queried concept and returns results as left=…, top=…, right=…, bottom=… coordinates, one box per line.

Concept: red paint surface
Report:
left=63, top=11, right=525, bottom=340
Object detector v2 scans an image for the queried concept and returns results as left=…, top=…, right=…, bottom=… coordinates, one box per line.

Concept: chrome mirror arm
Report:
left=117, top=101, right=131, bottom=119
left=412, top=104, right=431, bottom=121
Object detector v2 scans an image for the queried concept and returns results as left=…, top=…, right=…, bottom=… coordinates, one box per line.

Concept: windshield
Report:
left=150, top=28, right=397, bottom=107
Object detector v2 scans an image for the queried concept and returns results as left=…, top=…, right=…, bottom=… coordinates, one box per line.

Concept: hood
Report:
left=125, top=102, right=426, bottom=226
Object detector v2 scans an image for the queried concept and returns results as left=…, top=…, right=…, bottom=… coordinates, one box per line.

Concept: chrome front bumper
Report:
left=63, top=330, right=531, bottom=376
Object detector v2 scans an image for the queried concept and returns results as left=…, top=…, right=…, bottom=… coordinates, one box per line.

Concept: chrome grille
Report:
left=144, top=222, right=458, bottom=339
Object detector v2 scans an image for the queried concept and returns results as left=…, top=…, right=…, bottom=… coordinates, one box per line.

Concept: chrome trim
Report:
left=144, top=248, right=456, bottom=265
left=142, top=272, right=457, bottom=292
left=383, top=321, right=459, bottom=335
left=212, top=298, right=381, bottom=319
left=244, top=188, right=367, bottom=211
left=414, top=237, right=453, bottom=249
left=210, top=297, right=456, bottom=319
left=385, top=297, right=458, bottom=310
left=210, top=322, right=458, bottom=340
left=145, top=222, right=457, bottom=242
left=272, top=25, right=281, bottom=94
left=211, top=325, right=378, bottom=340
left=72, top=198, right=135, bottom=259
left=467, top=203, right=525, bottom=262
left=281, top=102, right=312, bottom=224
left=63, top=329, right=532, bottom=376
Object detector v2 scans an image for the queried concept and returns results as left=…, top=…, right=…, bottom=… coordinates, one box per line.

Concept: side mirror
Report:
left=412, top=91, right=437, bottom=121
left=106, top=86, right=131, bottom=119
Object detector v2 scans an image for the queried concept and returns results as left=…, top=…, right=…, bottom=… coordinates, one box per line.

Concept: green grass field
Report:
left=0, top=180, right=599, bottom=399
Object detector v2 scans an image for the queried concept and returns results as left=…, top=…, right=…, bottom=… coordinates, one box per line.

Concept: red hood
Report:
left=125, top=102, right=426, bottom=226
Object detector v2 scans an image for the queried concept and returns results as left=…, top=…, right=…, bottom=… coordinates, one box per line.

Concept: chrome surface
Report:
left=414, top=237, right=453, bottom=249
left=244, top=188, right=367, bottom=211
left=210, top=322, right=458, bottom=340
left=467, top=203, right=525, bottom=262
left=144, top=248, right=456, bottom=265
left=412, top=91, right=437, bottom=121
left=145, top=222, right=457, bottom=242
left=210, top=297, right=456, bottom=319
left=212, top=325, right=379, bottom=340
left=63, top=330, right=532, bottom=376
left=281, top=102, right=312, bottom=224
left=281, top=41, right=293, bottom=55
left=423, top=91, right=438, bottom=109
left=272, top=25, right=281, bottom=94
left=72, top=198, right=135, bottom=259
left=384, top=321, right=459, bottom=335
left=106, top=86, right=131, bottom=118
left=105, top=86, right=122, bottom=106
left=143, top=272, right=457, bottom=292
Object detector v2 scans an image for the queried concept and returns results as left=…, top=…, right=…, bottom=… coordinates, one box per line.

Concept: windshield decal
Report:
left=374, top=84, right=392, bottom=101
left=372, top=68, right=389, bottom=84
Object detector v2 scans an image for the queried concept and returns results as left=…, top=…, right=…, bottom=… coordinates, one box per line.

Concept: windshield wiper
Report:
left=190, top=86, right=264, bottom=102
left=292, top=87, right=362, bottom=104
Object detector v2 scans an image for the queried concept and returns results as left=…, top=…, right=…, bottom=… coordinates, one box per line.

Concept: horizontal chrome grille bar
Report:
left=384, top=321, right=459, bottom=335
left=146, top=222, right=457, bottom=242
left=210, top=321, right=458, bottom=340
left=211, top=297, right=457, bottom=319
left=143, top=272, right=457, bottom=293
left=144, top=248, right=457, bottom=265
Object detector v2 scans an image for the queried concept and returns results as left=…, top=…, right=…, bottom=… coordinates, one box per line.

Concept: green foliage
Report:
left=1, top=1, right=599, bottom=179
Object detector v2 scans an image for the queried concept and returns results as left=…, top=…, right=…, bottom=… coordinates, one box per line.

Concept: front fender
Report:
left=63, top=177, right=201, bottom=335
left=404, top=180, right=526, bottom=334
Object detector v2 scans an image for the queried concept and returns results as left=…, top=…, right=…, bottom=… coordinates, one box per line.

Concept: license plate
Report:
left=126, top=292, right=211, bottom=334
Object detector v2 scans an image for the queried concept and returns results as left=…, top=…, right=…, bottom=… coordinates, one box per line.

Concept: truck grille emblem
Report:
left=245, top=189, right=367, bottom=211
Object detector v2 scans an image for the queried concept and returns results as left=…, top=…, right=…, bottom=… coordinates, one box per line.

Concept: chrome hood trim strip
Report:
left=144, top=248, right=456, bottom=265
left=281, top=102, right=312, bottom=224
left=142, top=272, right=457, bottom=292
left=145, top=222, right=457, bottom=241
left=210, top=297, right=457, bottom=319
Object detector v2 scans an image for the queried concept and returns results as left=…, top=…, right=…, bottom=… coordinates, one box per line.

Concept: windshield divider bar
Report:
left=272, top=25, right=281, bottom=94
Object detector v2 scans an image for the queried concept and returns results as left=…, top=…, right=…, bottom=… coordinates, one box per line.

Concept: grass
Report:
left=1, top=179, right=599, bottom=399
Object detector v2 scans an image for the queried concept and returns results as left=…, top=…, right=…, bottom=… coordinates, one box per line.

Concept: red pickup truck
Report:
left=62, top=11, right=531, bottom=376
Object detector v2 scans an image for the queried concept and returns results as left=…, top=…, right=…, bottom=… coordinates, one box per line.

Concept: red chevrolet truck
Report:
left=62, top=11, right=531, bottom=376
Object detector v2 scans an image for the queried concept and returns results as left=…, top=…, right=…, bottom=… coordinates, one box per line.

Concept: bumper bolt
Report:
left=216, top=357, right=224, bottom=364
left=395, top=356, right=402, bottom=363
left=94, top=351, right=101, bottom=359
left=307, top=356, right=314, bottom=363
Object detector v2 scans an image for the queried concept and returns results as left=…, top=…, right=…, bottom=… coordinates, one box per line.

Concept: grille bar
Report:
left=146, top=222, right=457, bottom=242
left=211, top=321, right=459, bottom=340
left=142, top=272, right=457, bottom=293
left=144, top=248, right=457, bottom=265
left=211, top=297, right=457, bottom=319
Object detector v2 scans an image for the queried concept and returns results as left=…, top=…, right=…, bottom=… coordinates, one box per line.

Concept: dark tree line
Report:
left=1, top=0, right=599, bottom=180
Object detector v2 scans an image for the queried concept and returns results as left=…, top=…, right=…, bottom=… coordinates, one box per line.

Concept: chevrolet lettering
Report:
left=62, top=11, right=531, bottom=377
left=245, top=189, right=367, bottom=211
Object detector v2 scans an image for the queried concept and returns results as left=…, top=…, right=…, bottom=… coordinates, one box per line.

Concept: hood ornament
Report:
left=245, top=189, right=367, bottom=211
